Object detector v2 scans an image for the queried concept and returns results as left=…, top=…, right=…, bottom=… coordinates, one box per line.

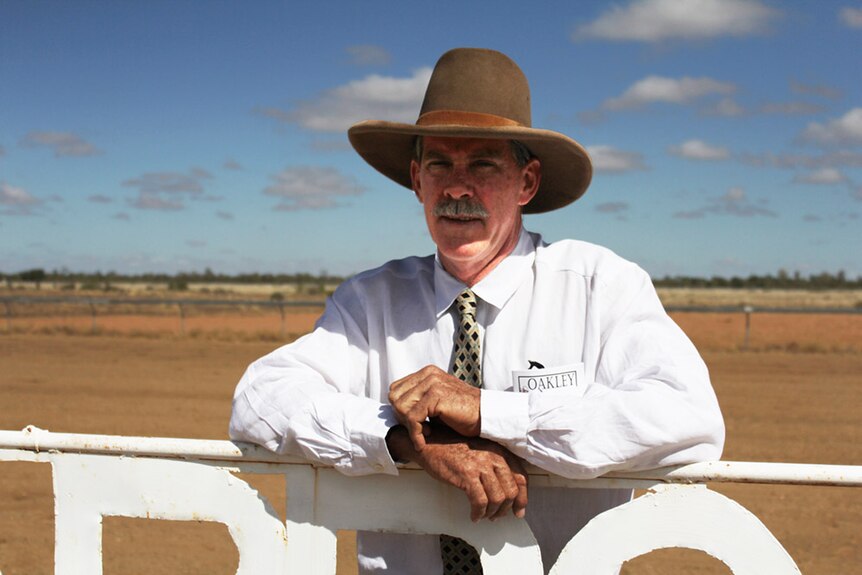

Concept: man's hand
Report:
left=387, top=424, right=528, bottom=522
left=389, top=365, right=481, bottom=451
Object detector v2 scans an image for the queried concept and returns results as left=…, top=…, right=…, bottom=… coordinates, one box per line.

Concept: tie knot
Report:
left=455, top=289, right=477, bottom=318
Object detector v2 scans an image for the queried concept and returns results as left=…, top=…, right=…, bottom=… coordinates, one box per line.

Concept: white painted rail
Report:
left=2, top=426, right=859, bottom=574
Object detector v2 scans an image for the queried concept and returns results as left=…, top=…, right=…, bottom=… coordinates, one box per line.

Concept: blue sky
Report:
left=1, top=0, right=860, bottom=278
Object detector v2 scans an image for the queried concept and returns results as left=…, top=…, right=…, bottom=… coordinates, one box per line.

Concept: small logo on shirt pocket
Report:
left=511, top=362, right=586, bottom=395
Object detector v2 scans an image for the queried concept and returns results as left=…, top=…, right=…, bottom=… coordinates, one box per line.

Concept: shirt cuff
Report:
left=479, top=390, right=530, bottom=444
left=348, top=403, right=401, bottom=476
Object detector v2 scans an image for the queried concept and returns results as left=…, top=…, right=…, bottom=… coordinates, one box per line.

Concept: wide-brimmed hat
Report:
left=347, top=48, right=592, bottom=214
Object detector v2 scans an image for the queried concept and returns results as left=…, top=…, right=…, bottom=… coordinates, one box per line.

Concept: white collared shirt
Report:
left=229, top=228, right=724, bottom=572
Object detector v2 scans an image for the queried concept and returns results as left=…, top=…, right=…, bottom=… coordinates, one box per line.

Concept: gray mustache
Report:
left=433, top=199, right=489, bottom=219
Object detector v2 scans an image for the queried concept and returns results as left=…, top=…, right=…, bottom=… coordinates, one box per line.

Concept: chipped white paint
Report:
left=2, top=427, right=857, bottom=573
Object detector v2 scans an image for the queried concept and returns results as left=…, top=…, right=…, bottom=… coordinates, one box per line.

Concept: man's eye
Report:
left=473, top=160, right=497, bottom=169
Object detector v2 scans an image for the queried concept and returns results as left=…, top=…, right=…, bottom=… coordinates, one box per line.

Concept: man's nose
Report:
left=443, top=168, right=474, bottom=199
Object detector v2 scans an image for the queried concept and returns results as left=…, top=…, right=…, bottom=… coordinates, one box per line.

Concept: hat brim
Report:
left=348, top=120, right=592, bottom=214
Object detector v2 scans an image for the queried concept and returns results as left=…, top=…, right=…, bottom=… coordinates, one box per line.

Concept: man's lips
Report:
left=439, top=215, right=483, bottom=223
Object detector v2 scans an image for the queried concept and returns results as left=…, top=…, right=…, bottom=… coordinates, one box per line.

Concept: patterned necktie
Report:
left=451, top=289, right=482, bottom=388
left=440, top=288, right=484, bottom=575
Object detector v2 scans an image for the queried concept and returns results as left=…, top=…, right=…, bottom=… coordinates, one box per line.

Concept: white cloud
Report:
left=799, top=108, right=862, bottom=146
left=130, top=193, right=184, bottom=211
left=603, top=75, right=735, bottom=110
left=264, top=166, right=365, bottom=211
left=0, top=182, right=42, bottom=215
left=793, top=168, right=848, bottom=185
left=790, top=81, right=842, bottom=100
left=1, top=182, right=40, bottom=206
left=573, top=0, right=777, bottom=42
left=216, top=210, right=234, bottom=221
left=346, top=45, right=392, bottom=66
left=595, top=201, right=629, bottom=213
left=587, top=145, right=647, bottom=173
left=123, top=172, right=205, bottom=194
left=669, top=139, right=730, bottom=160
left=674, top=186, right=777, bottom=218
left=840, top=7, right=862, bottom=28
left=740, top=150, right=862, bottom=169
left=259, top=68, right=432, bottom=133
left=122, top=169, right=211, bottom=211
left=20, top=131, right=100, bottom=157
left=122, top=168, right=212, bottom=211
left=223, top=158, right=243, bottom=171
left=701, top=97, right=746, bottom=117
left=87, top=194, right=113, bottom=204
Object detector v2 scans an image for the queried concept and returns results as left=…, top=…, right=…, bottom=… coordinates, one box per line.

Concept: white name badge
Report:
left=511, top=362, right=586, bottom=395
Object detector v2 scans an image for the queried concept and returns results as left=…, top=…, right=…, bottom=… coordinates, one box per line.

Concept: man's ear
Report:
left=518, top=158, right=541, bottom=207
left=410, top=159, right=424, bottom=203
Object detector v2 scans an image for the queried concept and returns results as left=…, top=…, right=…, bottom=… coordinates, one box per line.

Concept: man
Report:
left=230, top=48, right=724, bottom=574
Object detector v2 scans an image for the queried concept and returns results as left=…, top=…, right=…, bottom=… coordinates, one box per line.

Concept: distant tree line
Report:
left=653, top=269, right=861, bottom=290
left=3, top=267, right=861, bottom=291
left=1, top=267, right=346, bottom=291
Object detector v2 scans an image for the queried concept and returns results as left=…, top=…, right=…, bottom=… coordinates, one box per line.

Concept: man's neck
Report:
left=440, top=226, right=523, bottom=287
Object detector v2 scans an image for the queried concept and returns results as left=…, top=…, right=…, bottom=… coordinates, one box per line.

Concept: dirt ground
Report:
left=1, top=316, right=860, bottom=573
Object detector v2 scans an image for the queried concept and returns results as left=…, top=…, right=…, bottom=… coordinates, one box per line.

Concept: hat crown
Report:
left=419, top=48, right=532, bottom=127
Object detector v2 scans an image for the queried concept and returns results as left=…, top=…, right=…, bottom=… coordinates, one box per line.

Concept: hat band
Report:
left=416, top=110, right=523, bottom=128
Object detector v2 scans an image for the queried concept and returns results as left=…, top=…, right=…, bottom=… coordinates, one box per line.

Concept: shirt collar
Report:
left=434, top=228, right=536, bottom=317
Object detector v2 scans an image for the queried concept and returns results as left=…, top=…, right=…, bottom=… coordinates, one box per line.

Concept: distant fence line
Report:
left=0, top=295, right=325, bottom=337
left=2, top=296, right=860, bottom=344
left=664, top=305, right=861, bottom=349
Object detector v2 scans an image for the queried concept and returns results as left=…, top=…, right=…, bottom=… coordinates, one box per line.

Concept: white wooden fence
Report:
left=2, top=425, right=860, bottom=574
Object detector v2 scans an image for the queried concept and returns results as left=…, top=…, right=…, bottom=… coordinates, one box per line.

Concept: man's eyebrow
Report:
left=423, top=150, right=449, bottom=161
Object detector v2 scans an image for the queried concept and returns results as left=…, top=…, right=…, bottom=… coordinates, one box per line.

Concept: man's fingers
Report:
left=403, top=396, right=438, bottom=450
left=481, top=471, right=512, bottom=521
left=488, top=467, right=520, bottom=521
left=512, top=472, right=528, bottom=518
left=408, top=419, right=427, bottom=451
left=465, top=479, right=488, bottom=523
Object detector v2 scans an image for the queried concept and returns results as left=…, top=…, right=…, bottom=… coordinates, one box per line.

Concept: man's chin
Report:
left=437, top=240, right=489, bottom=263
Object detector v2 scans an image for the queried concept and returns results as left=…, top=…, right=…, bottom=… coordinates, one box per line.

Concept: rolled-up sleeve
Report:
left=229, top=284, right=400, bottom=476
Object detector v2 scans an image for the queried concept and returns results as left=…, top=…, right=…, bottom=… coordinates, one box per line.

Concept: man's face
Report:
left=410, top=136, right=540, bottom=281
